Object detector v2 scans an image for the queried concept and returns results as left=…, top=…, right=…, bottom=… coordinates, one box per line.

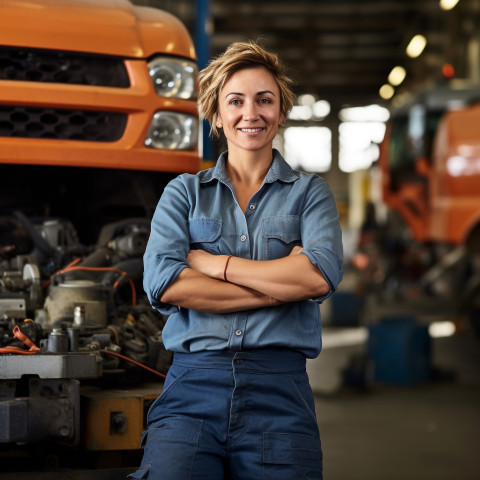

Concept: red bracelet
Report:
left=223, top=255, right=233, bottom=282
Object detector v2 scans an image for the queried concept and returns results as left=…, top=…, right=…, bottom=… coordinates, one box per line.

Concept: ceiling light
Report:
left=388, top=66, right=407, bottom=86
left=379, top=84, right=395, bottom=100
left=312, top=100, right=331, bottom=118
left=298, top=94, right=316, bottom=106
left=440, top=0, right=460, bottom=10
left=289, top=105, right=312, bottom=121
left=339, top=105, right=390, bottom=122
left=406, top=35, right=427, bottom=58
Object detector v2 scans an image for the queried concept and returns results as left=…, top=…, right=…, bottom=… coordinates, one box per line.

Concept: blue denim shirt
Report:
left=143, top=149, right=343, bottom=358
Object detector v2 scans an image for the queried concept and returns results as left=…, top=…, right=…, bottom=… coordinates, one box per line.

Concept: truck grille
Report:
left=0, top=47, right=130, bottom=87
left=0, top=105, right=127, bottom=142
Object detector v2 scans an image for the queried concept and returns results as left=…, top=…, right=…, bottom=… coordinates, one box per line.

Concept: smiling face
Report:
left=216, top=66, right=284, bottom=156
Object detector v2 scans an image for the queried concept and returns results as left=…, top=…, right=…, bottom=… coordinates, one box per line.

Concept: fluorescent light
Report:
left=440, top=0, right=460, bottom=10
left=312, top=100, right=331, bottom=118
left=388, top=66, right=407, bottom=86
left=289, top=105, right=312, bottom=121
left=379, top=84, right=395, bottom=100
left=406, top=34, right=427, bottom=58
left=298, top=94, right=316, bottom=106
left=429, top=321, right=456, bottom=338
left=339, top=105, right=390, bottom=122
left=321, top=327, right=368, bottom=349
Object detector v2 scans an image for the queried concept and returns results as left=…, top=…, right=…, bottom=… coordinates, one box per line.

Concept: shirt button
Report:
left=235, top=329, right=242, bottom=336
left=249, top=204, right=256, bottom=210
left=240, top=234, right=247, bottom=242
left=235, top=359, right=243, bottom=365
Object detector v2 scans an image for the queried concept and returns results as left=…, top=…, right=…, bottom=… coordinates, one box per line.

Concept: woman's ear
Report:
left=216, top=113, right=223, bottom=129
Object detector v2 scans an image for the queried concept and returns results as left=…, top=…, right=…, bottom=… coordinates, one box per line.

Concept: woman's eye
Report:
left=259, top=98, right=271, bottom=104
left=230, top=99, right=241, bottom=105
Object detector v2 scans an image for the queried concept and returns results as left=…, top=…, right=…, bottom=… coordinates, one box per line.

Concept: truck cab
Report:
left=378, top=83, right=480, bottom=334
left=379, top=84, right=480, bottom=247
left=0, top=0, right=202, bottom=466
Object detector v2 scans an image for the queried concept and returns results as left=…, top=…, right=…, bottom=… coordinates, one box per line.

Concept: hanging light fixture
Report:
left=406, top=35, right=427, bottom=58
left=388, top=66, right=407, bottom=86
left=379, top=84, right=395, bottom=100
left=440, top=0, right=460, bottom=10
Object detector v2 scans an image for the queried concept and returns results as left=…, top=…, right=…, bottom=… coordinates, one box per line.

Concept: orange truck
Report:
left=378, top=84, right=480, bottom=331
left=0, top=0, right=201, bottom=173
left=0, top=0, right=201, bottom=474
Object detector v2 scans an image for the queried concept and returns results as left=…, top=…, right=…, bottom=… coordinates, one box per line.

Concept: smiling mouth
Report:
left=238, top=128, right=264, bottom=133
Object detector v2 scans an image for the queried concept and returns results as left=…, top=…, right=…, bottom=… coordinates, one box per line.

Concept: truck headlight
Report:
left=148, top=56, right=197, bottom=99
left=144, top=111, right=198, bottom=150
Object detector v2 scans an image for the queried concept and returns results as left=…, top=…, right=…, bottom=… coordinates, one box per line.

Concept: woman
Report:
left=129, top=41, right=343, bottom=480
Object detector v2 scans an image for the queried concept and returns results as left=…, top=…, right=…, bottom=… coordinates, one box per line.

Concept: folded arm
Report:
left=159, top=267, right=283, bottom=313
left=187, top=247, right=329, bottom=303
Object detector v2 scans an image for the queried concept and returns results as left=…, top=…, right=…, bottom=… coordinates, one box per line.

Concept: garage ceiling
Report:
left=139, top=0, right=479, bottom=110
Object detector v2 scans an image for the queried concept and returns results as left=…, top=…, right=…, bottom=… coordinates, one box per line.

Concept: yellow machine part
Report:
left=81, top=383, right=161, bottom=451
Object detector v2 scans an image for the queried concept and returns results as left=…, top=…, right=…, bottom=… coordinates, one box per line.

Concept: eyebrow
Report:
left=225, top=90, right=276, bottom=99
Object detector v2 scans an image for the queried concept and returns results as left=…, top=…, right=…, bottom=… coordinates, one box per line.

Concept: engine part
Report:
left=107, top=229, right=149, bottom=258
left=81, top=382, right=161, bottom=451
left=0, top=378, right=80, bottom=445
left=47, top=328, right=69, bottom=353
left=44, top=280, right=110, bottom=327
left=0, top=294, right=26, bottom=321
left=0, top=259, right=43, bottom=318
left=0, top=352, right=102, bottom=380
left=0, top=212, right=172, bottom=453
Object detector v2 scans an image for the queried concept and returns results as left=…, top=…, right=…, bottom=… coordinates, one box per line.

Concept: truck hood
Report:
left=0, top=0, right=196, bottom=60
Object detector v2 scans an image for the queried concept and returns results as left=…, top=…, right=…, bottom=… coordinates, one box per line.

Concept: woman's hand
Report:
left=187, top=249, right=230, bottom=280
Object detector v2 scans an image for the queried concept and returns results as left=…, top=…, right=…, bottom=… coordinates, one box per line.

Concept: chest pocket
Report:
left=189, top=218, right=222, bottom=254
left=262, top=215, right=301, bottom=260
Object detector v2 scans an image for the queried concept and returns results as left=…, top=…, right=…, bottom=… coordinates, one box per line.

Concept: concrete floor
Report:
left=313, top=330, right=480, bottom=480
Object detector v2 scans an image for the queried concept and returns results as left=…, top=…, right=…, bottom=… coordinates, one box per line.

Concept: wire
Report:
left=0, top=325, right=40, bottom=355
left=101, top=349, right=166, bottom=379
left=44, top=259, right=137, bottom=306
left=0, top=346, right=39, bottom=355
left=0, top=322, right=167, bottom=381
left=0, top=329, right=168, bottom=380
left=107, top=325, right=120, bottom=346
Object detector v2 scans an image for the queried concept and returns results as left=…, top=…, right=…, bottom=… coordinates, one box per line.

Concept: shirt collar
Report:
left=200, top=149, right=299, bottom=185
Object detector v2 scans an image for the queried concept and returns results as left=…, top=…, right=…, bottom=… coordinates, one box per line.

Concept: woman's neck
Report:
left=225, top=147, right=273, bottom=187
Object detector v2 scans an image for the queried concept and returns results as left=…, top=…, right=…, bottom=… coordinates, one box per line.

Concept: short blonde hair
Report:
left=198, top=41, right=295, bottom=138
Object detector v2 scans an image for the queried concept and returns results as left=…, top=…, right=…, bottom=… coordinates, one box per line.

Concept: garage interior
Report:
left=138, top=3, right=480, bottom=478
left=1, top=1, right=479, bottom=479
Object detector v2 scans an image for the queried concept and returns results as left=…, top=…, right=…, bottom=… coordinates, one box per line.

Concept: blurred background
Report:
left=1, top=1, right=479, bottom=479
left=143, top=1, right=480, bottom=479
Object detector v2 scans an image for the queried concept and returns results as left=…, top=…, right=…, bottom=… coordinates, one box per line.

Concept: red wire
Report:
left=0, top=346, right=38, bottom=355
left=0, top=325, right=40, bottom=355
left=0, top=323, right=167, bottom=381
left=101, top=349, right=166, bottom=379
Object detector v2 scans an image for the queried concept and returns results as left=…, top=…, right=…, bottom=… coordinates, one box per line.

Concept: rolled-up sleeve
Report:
left=299, top=175, right=343, bottom=302
left=143, top=176, right=191, bottom=315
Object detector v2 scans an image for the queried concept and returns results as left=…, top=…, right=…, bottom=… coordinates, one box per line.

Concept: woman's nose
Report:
left=243, top=101, right=259, bottom=120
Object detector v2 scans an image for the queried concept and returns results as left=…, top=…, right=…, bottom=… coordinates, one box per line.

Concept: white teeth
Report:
left=241, top=128, right=262, bottom=132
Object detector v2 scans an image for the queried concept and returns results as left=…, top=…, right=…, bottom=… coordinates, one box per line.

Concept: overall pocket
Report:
left=288, top=373, right=320, bottom=429
left=146, top=364, right=191, bottom=424
left=263, top=431, right=322, bottom=480
left=128, top=416, right=203, bottom=480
